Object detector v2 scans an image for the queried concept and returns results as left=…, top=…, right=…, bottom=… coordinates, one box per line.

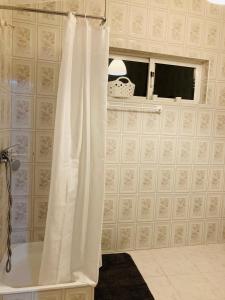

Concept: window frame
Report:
left=108, top=54, right=203, bottom=103
left=149, top=58, right=202, bottom=103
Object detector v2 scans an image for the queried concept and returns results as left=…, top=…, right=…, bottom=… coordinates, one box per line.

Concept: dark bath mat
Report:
left=95, top=253, right=155, bottom=300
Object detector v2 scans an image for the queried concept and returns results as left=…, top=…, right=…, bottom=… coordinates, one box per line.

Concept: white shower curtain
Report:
left=39, top=14, right=109, bottom=285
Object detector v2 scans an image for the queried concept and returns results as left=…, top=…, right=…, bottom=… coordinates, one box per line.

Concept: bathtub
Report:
left=0, top=242, right=94, bottom=299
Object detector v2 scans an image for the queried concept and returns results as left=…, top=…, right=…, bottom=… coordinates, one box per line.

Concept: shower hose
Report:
left=1, top=151, right=13, bottom=273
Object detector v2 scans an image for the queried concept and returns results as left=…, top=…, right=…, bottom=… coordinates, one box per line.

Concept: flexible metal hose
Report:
left=3, top=153, right=13, bottom=273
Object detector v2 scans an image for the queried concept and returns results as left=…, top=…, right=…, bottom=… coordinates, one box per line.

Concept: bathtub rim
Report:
left=0, top=242, right=95, bottom=295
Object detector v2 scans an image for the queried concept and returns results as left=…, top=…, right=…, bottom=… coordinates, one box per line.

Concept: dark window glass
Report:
left=153, top=63, right=195, bottom=100
left=108, top=59, right=149, bottom=97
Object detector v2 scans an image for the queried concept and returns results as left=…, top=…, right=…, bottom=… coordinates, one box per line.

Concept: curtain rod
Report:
left=0, top=5, right=106, bottom=23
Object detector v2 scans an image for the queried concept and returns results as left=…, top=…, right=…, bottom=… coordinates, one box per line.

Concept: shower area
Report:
left=0, top=0, right=108, bottom=298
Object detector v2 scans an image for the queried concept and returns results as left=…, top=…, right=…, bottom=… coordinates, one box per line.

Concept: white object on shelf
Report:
left=107, top=104, right=162, bottom=114
left=108, top=77, right=135, bottom=98
left=108, top=59, right=127, bottom=76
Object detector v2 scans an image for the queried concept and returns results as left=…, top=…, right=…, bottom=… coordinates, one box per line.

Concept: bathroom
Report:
left=0, top=0, right=225, bottom=299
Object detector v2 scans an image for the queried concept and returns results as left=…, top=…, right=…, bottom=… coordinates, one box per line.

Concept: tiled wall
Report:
left=1, top=0, right=225, bottom=258
left=102, top=0, right=225, bottom=251
left=0, top=1, right=12, bottom=261
left=0, top=286, right=94, bottom=300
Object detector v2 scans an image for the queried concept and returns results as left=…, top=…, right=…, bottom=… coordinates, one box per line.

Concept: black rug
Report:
left=95, top=253, right=155, bottom=300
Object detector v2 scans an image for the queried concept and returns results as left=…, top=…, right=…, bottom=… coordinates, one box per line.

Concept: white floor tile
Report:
left=130, top=243, right=225, bottom=300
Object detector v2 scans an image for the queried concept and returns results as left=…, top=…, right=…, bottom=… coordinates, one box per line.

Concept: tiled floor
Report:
left=128, top=243, right=225, bottom=300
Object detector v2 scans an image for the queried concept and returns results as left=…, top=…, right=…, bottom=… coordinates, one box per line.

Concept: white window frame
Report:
left=108, top=54, right=203, bottom=103
left=149, top=58, right=202, bottom=103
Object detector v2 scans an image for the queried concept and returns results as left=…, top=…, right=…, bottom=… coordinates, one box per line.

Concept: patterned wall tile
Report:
left=34, top=165, right=51, bottom=196
left=204, top=21, right=220, bottom=50
left=117, top=223, right=135, bottom=250
left=142, top=113, right=160, bottom=134
left=12, top=95, right=33, bottom=129
left=140, top=136, right=159, bottom=163
left=120, top=166, right=138, bottom=193
left=155, top=195, right=172, bottom=220
left=175, top=167, right=191, bottom=192
left=34, top=197, right=48, bottom=228
left=105, top=165, right=119, bottom=194
left=218, top=55, right=225, bottom=81
left=160, top=107, right=178, bottom=135
left=188, top=221, right=204, bottom=245
left=190, top=194, right=206, bottom=218
left=205, top=220, right=219, bottom=244
left=11, top=130, right=33, bottom=162
left=102, top=224, right=117, bottom=252
left=103, top=195, right=118, bottom=223
left=107, top=110, right=122, bottom=133
left=37, top=62, right=59, bottom=96
left=3, top=293, right=32, bottom=300
left=211, top=140, right=225, bottom=164
left=118, top=195, right=136, bottom=222
left=194, top=139, right=210, bottom=164
left=121, top=135, right=139, bottom=163
left=38, top=1, right=62, bottom=26
left=172, top=195, right=189, bottom=220
left=186, top=17, right=203, bottom=47
left=34, top=290, right=62, bottom=300
left=35, top=131, right=54, bottom=162
left=208, top=168, right=224, bottom=191
left=170, top=0, right=188, bottom=11
left=179, top=109, right=196, bottom=136
left=62, top=0, right=84, bottom=14
left=137, top=194, right=155, bottom=222
left=159, top=137, right=176, bottom=164
left=205, top=2, right=222, bottom=19
left=176, top=138, right=193, bottom=164
left=196, top=110, right=213, bottom=137
left=136, top=223, right=153, bottom=249
left=149, top=9, right=167, bottom=42
left=129, top=6, right=147, bottom=38
left=139, top=166, right=156, bottom=192
left=12, top=3, right=36, bottom=23
left=38, top=25, right=60, bottom=61
left=106, top=134, right=121, bottom=163
left=36, top=97, right=56, bottom=130
left=13, top=22, right=36, bottom=58
left=192, top=167, right=208, bottom=191
left=122, top=110, right=141, bottom=133
left=167, top=13, right=186, bottom=44
left=214, top=111, right=225, bottom=137
left=171, top=221, right=187, bottom=247
left=12, top=164, right=31, bottom=196
left=216, top=82, right=225, bottom=107
left=11, top=230, right=30, bottom=244
left=12, top=58, right=35, bottom=94
left=158, top=167, right=174, bottom=192
left=154, top=222, right=170, bottom=248
left=206, top=194, right=222, bottom=218
left=108, top=2, right=128, bottom=35
left=12, top=196, right=31, bottom=229
left=64, top=287, right=93, bottom=300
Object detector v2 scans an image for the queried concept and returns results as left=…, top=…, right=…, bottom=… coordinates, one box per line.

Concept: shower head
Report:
left=11, top=159, right=21, bottom=171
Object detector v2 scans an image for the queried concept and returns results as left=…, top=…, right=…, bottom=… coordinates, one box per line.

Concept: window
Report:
left=108, top=53, right=204, bottom=103
left=108, top=57, right=149, bottom=97
left=149, top=58, right=202, bottom=102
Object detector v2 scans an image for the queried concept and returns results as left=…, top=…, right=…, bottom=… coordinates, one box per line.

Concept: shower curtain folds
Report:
left=39, top=13, right=109, bottom=286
